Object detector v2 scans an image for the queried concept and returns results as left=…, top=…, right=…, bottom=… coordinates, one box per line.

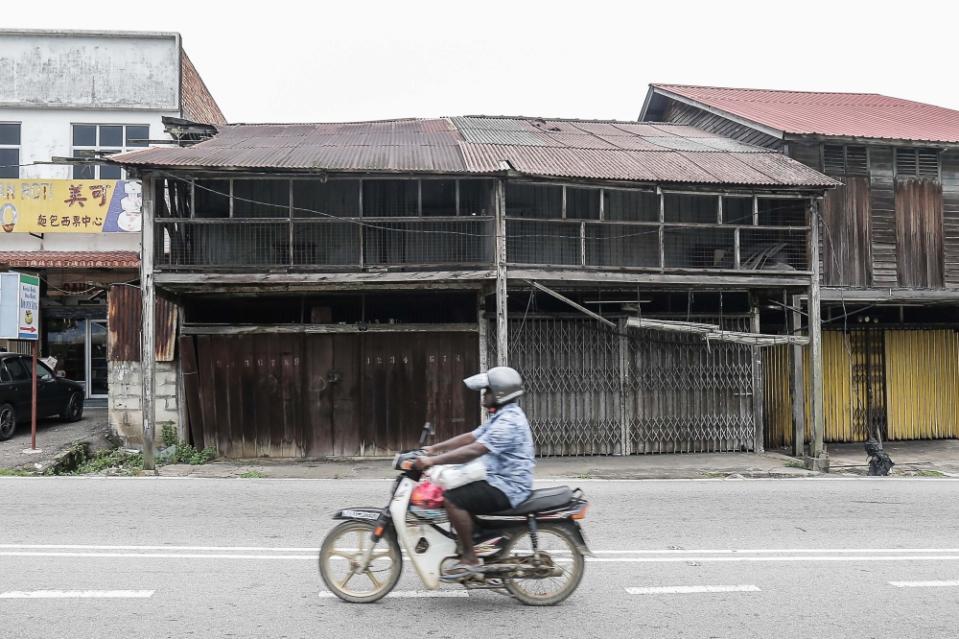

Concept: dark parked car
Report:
left=0, top=352, right=85, bottom=441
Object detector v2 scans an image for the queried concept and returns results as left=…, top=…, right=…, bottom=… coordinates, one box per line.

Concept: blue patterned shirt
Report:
left=471, top=403, right=535, bottom=508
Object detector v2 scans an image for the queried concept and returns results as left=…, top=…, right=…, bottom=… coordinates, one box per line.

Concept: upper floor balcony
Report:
left=151, top=175, right=812, bottom=283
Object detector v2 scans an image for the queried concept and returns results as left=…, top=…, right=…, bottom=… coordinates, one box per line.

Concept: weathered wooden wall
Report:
left=659, top=101, right=783, bottom=149
left=940, top=149, right=959, bottom=287
left=895, top=178, right=945, bottom=287
left=181, top=330, right=478, bottom=458
left=821, top=175, right=872, bottom=286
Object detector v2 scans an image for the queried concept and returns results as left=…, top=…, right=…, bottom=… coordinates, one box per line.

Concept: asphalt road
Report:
left=2, top=476, right=958, bottom=639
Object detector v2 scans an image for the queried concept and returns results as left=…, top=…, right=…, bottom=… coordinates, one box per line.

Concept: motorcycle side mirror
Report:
left=418, top=422, right=434, bottom=446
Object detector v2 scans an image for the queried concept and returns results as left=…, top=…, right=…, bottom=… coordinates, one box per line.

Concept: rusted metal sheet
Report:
left=107, top=285, right=178, bottom=362
left=114, top=116, right=837, bottom=189
left=0, top=251, right=139, bottom=269
left=895, top=178, right=945, bottom=287
left=822, top=175, right=872, bottom=286
left=185, top=330, right=477, bottom=458
left=652, top=84, right=959, bottom=143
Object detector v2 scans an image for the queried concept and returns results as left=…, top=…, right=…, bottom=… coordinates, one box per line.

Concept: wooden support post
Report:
left=808, top=199, right=826, bottom=460
left=477, top=289, right=488, bottom=372
left=495, top=180, right=508, bottom=366
left=617, top=318, right=631, bottom=456
left=790, top=293, right=806, bottom=457
left=141, top=174, right=157, bottom=470
left=750, top=297, right=765, bottom=454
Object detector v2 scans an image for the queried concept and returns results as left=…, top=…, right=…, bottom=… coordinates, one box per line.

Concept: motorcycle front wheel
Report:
left=319, top=521, right=403, bottom=603
left=502, top=523, right=585, bottom=606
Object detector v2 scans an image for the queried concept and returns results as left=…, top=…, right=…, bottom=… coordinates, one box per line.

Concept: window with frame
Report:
left=72, top=124, right=149, bottom=179
left=822, top=144, right=868, bottom=176
left=895, top=147, right=940, bottom=179
left=0, top=123, right=21, bottom=179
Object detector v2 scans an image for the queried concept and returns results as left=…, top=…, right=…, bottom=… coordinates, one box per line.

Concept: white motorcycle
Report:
left=319, top=424, right=591, bottom=606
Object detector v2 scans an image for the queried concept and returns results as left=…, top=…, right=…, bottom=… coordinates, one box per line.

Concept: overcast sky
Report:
left=8, top=0, right=958, bottom=123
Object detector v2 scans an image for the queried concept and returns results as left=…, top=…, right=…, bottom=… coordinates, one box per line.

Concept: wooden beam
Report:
left=808, top=199, right=826, bottom=458
left=750, top=297, right=765, bottom=454
left=141, top=175, right=157, bottom=470
left=507, top=268, right=811, bottom=288
left=527, top=281, right=616, bottom=328
left=495, top=179, right=509, bottom=366
left=820, top=287, right=959, bottom=302
left=180, top=323, right=479, bottom=335
left=790, top=293, right=806, bottom=457
left=154, top=270, right=494, bottom=286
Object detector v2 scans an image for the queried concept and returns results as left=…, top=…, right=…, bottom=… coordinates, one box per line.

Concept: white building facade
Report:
left=0, top=29, right=223, bottom=442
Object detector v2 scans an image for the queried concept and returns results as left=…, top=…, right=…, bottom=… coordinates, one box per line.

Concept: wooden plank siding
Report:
left=895, top=178, right=945, bottom=287
left=660, top=101, right=784, bottom=149
left=821, top=176, right=872, bottom=286
left=868, top=147, right=899, bottom=287
left=182, top=331, right=477, bottom=458
left=941, top=149, right=959, bottom=287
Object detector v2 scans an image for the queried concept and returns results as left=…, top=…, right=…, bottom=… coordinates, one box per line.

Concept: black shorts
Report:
left=444, top=481, right=510, bottom=515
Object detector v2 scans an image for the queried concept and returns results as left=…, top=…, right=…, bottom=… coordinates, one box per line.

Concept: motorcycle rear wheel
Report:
left=319, top=521, right=403, bottom=603
left=502, top=524, right=585, bottom=606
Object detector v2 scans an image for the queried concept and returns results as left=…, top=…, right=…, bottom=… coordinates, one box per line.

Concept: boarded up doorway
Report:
left=181, top=330, right=478, bottom=458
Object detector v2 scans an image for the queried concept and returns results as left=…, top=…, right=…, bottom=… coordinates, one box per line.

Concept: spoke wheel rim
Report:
left=504, top=527, right=584, bottom=602
left=320, top=523, right=399, bottom=600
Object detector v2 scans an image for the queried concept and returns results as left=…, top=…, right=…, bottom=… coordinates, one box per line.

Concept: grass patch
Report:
left=916, top=469, right=946, bottom=478
left=239, top=470, right=266, bottom=479
left=0, top=467, right=32, bottom=477
left=784, top=460, right=806, bottom=469
left=159, top=423, right=218, bottom=465
left=67, top=447, right=144, bottom=476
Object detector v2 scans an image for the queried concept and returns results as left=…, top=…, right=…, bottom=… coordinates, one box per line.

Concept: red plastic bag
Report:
left=411, top=480, right=445, bottom=508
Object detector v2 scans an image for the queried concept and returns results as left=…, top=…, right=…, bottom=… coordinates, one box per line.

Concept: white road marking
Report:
left=4, top=543, right=959, bottom=555
left=318, top=590, right=469, bottom=598
left=626, top=585, right=761, bottom=595
left=889, top=580, right=959, bottom=588
left=0, top=552, right=315, bottom=560
left=4, top=544, right=959, bottom=565
left=589, top=556, right=959, bottom=563
left=0, top=590, right=154, bottom=599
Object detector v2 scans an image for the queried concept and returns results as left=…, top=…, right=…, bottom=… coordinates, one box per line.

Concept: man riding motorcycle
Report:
left=414, top=366, right=535, bottom=581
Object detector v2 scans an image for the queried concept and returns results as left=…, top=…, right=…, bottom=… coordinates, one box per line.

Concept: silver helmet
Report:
left=463, top=366, right=524, bottom=404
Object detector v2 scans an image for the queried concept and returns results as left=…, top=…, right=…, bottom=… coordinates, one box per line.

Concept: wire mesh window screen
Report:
left=603, top=189, right=658, bottom=222
left=663, top=227, right=736, bottom=269
left=664, top=194, right=719, bottom=224
left=723, top=196, right=753, bottom=224
left=292, top=221, right=361, bottom=265
left=740, top=228, right=808, bottom=271
left=157, top=221, right=290, bottom=267
left=506, top=220, right=582, bottom=265
left=363, top=180, right=419, bottom=217
left=505, top=183, right=563, bottom=219
left=233, top=179, right=290, bottom=218
left=585, top=223, right=660, bottom=267
left=362, top=220, right=492, bottom=265
left=293, top=180, right=360, bottom=218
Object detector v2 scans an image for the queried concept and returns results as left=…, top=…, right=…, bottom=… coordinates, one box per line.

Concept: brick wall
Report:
left=109, top=361, right=182, bottom=446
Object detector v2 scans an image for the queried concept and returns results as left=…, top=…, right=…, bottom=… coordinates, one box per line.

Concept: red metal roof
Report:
left=0, top=251, right=140, bottom=269
left=651, top=84, right=959, bottom=143
left=113, top=116, right=837, bottom=188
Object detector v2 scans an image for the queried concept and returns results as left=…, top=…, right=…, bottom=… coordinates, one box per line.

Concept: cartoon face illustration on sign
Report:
left=24, top=309, right=33, bottom=325
left=117, top=181, right=142, bottom=232
left=0, top=203, right=17, bottom=232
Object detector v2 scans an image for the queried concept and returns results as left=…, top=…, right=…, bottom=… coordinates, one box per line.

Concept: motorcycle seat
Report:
left=489, top=486, right=573, bottom=516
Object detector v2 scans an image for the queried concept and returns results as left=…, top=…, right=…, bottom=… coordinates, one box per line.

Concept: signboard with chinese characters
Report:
left=0, top=179, right=142, bottom=233
left=0, top=272, right=41, bottom=341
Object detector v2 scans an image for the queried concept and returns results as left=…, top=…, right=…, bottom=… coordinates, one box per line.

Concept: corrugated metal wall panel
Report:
left=884, top=330, right=959, bottom=440
left=107, top=285, right=178, bottom=363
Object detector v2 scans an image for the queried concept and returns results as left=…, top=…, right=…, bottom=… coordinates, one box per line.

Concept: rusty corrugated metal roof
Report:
left=113, top=115, right=836, bottom=188
left=650, top=84, right=959, bottom=143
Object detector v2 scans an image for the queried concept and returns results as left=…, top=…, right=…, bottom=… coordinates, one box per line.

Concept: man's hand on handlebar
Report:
left=412, top=455, right=435, bottom=471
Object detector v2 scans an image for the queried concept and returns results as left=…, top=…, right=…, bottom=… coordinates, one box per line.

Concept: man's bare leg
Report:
left=444, top=499, right=479, bottom=565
